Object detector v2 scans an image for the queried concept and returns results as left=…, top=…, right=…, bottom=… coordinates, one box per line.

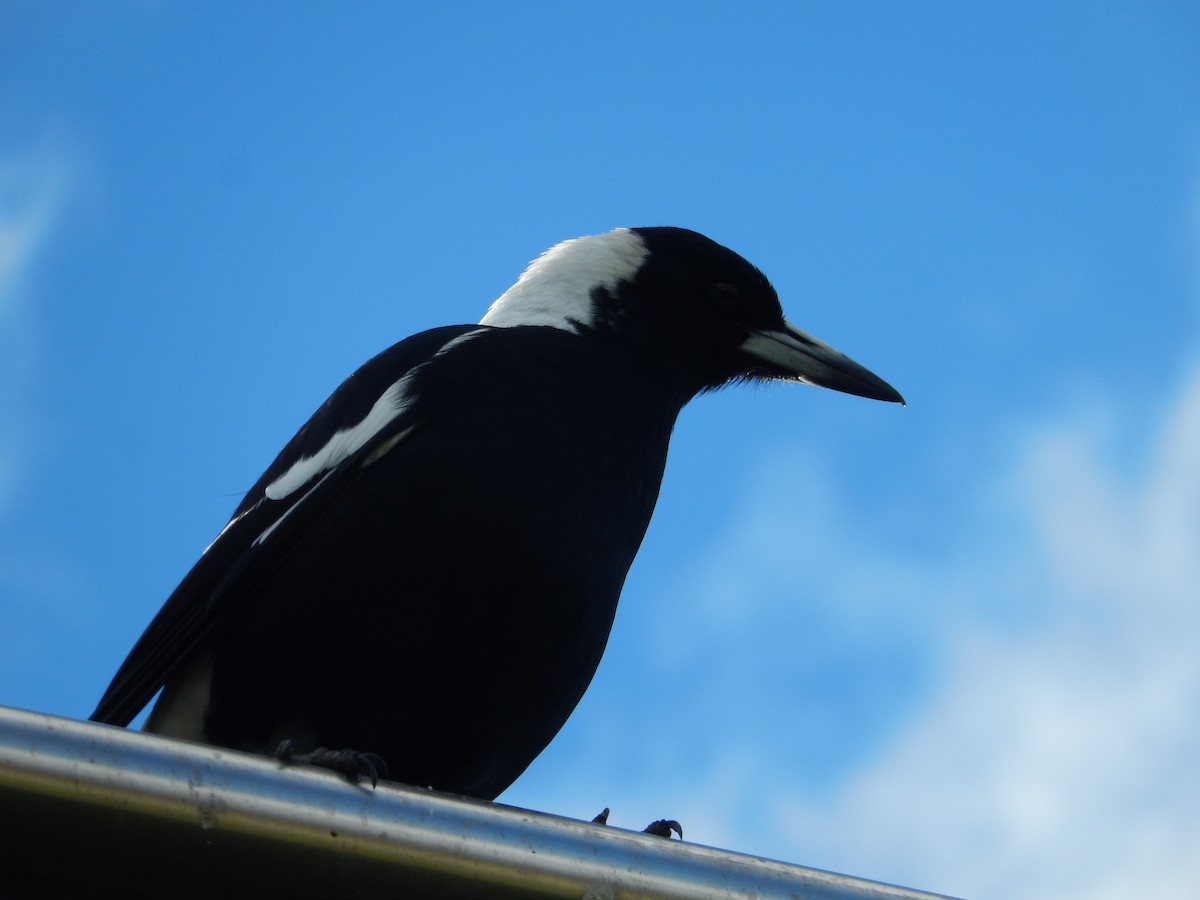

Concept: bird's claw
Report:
left=274, top=740, right=389, bottom=788
left=643, top=819, right=683, bottom=839
left=591, top=807, right=682, bottom=839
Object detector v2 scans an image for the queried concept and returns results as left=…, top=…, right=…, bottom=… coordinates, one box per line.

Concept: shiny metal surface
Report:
left=0, top=705, right=956, bottom=898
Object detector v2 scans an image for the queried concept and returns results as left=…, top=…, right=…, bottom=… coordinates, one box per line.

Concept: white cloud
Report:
left=809, top=373, right=1200, bottom=899
left=0, top=140, right=96, bottom=685
left=0, top=146, right=69, bottom=309
left=651, top=364, right=1200, bottom=900
left=0, top=142, right=73, bottom=514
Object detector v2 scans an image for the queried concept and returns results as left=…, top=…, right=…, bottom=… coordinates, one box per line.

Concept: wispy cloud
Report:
left=0, top=145, right=70, bottom=308
left=570, top=360, right=1196, bottom=900
left=0, top=140, right=73, bottom=514
left=788, top=366, right=1200, bottom=899
left=0, top=140, right=89, bottom=694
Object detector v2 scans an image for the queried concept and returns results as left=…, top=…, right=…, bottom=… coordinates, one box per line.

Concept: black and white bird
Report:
left=91, top=227, right=902, bottom=801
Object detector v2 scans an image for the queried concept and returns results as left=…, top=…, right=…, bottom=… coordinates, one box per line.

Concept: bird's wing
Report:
left=90, top=324, right=484, bottom=726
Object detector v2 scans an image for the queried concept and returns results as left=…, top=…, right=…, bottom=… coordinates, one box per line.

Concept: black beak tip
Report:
left=840, top=369, right=905, bottom=406
left=879, top=382, right=906, bottom=406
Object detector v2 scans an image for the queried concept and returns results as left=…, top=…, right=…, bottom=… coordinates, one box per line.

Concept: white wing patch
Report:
left=265, top=375, right=416, bottom=502
left=254, top=469, right=336, bottom=546
left=234, top=328, right=490, bottom=550
left=479, top=227, right=648, bottom=331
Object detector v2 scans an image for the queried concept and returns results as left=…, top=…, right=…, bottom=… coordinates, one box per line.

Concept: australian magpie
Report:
left=91, top=226, right=902, bottom=800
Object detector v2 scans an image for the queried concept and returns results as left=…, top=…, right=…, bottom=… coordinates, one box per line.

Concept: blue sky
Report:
left=3, top=3, right=1200, bottom=897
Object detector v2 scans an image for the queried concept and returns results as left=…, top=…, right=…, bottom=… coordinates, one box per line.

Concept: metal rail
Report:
left=0, top=705, right=956, bottom=898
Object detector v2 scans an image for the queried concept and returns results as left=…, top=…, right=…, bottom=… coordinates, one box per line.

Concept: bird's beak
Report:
left=740, top=320, right=905, bottom=404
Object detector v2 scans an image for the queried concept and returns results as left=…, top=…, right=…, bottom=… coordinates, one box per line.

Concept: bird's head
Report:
left=480, top=226, right=903, bottom=404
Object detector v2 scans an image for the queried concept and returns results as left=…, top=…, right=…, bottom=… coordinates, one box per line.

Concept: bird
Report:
left=91, top=226, right=903, bottom=801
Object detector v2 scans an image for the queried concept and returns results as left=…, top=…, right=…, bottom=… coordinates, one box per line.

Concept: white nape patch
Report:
left=266, top=376, right=415, bottom=502
left=479, top=228, right=648, bottom=331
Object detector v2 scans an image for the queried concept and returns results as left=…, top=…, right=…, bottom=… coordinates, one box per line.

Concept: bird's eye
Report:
left=710, top=283, right=740, bottom=311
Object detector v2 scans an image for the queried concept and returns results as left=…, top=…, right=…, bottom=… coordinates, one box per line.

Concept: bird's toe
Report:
left=643, top=819, right=683, bottom=840
left=590, top=808, right=682, bottom=839
left=274, top=741, right=389, bottom=788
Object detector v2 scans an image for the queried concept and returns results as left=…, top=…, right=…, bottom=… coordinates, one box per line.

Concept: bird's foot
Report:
left=643, top=819, right=684, bottom=839
left=274, top=740, right=389, bottom=788
left=592, top=807, right=683, bottom=840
